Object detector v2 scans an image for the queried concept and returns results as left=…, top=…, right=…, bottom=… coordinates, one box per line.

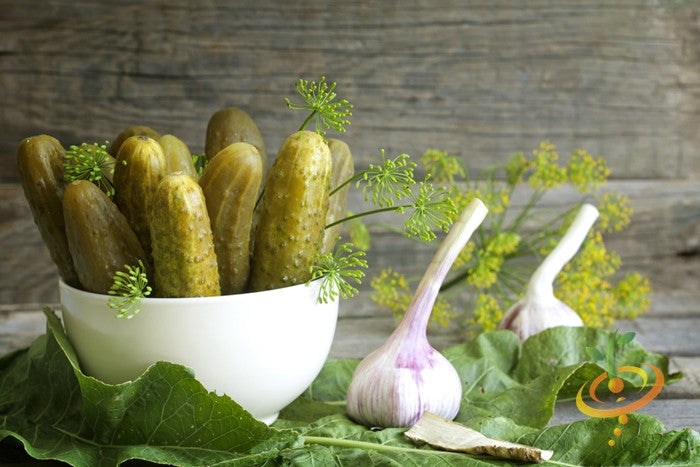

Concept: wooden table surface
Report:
left=1, top=183, right=699, bottom=437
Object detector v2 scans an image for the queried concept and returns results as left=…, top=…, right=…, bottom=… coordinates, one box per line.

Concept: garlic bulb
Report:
left=346, top=199, right=488, bottom=428
left=499, top=203, right=599, bottom=341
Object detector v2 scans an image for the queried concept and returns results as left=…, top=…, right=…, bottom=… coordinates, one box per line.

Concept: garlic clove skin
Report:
left=499, top=294, right=584, bottom=342
left=346, top=338, right=462, bottom=428
left=346, top=199, right=488, bottom=428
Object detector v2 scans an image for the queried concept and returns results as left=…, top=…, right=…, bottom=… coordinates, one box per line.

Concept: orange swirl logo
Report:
left=578, top=331, right=664, bottom=447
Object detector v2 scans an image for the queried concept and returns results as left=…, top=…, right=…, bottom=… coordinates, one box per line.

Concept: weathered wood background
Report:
left=1, top=0, right=699, bottom=434
left=1, top=0, right=698, bottom=299
left=1, top=0, right=699, bottom=181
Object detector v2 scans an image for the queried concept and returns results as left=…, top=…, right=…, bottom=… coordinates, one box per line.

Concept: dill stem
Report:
left=324, top=205, right=403, bottom=230
left=299, top=109, right=318, bottom=133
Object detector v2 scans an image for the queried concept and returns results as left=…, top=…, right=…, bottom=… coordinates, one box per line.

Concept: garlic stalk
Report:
left=499, top=203, right=599, bottom=341
left=346, top=199, right=488, bottom=428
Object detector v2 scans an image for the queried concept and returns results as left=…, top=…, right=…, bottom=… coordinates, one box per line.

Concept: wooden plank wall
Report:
left=1, top=0, right=698, bottom=304
left=1, top=0, right=698, bottom=182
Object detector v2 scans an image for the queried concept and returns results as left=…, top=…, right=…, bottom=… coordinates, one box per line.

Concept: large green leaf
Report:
left=0, top=308, right=302, bottom=466
left=0, top=312, right=696, bottom=466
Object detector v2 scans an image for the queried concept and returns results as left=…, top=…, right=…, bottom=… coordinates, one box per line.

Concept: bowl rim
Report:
left=58, top=276, right=329, bottom=305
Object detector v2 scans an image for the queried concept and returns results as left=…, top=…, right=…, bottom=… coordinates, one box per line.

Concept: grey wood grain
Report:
left=1, top=1, right=698, bottom=183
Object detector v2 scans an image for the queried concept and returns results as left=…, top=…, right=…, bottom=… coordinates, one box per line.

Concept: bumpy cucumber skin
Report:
left=17, top=134, right=81, bottom=287
left=113, top=135, right=167, bottom=258
left=63, top=180, right=149, bottom=294
left=107, top=125, right=161, bottom=156
left=159, top=134, right=198, bottom=179
left=322, top=138, right=354, bottom=254
left=249, top=131, right=332, bottom=291
left=199, top=142, right=262, bottom=295
left=150, top=173, right=221, bottom=297
left=205, top=107, right=268, bottom=176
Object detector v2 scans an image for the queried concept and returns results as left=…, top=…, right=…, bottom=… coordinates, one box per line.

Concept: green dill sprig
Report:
left=64, top=141, right=116, bottom=195
left=108, top=260, right=152, bottom=319
left=358, top=151, right=416, bottom=207
left=398, top=179, right=457, bottom=242
left=310, top=241, right=368, bottom=304
left=330, top=151, right=417, bottom=208
left=285, top=76, right=353, bottom=137
left=325, top=151, right=456, bottom=242
left=191, top=152, right=209, bottom=177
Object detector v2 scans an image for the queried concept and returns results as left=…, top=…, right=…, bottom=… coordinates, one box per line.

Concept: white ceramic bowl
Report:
left=59, top=279, right=338, bottom=424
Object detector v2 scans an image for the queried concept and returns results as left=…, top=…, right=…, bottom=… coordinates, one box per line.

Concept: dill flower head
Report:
left=63, top=141, right=115, bottom=195
left=612, top=272, right=652, bottom=320
left=421, top=149, right=465, bottom=184
left=506, top=151, right=528, bottom=186
left=466, top=232, right=520, bottom=289
left=468, top=293, right=504, bottom=335
left=370, top=268, right=410, bottom=313
left=528, top=141, right=567, bottom=191
left=597, top=192, right=633, bottom=233
left=566, top=148, right=610, bottom=193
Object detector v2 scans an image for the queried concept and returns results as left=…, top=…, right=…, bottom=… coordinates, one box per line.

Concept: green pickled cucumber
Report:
left=249, top=130, right=332, bottom=291
left=199, top=142, right=262, bottom=295
left=107, top=125, right=161, bottom=156
left=322, top=138, right=355, bottom=254
left=16, top=134, right=81, bottom=287
left=205, top=107, right=268, bottom=176
left=112, top=135, right=167, bottom=257
left=150, top=173, right=220, bottom=297
left=159, top=134, right=198, bottom=179
left=63, top=180, right=149, bottom=294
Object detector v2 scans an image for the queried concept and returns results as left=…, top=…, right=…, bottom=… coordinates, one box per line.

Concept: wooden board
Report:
left=1, top=0, right=699, bottom=183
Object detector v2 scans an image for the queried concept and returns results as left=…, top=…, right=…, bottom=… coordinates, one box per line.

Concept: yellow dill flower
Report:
left=564, top=284, right=616, bottom=328
left=566, top=148, right=609, bottom=193
left=597, top=192, right=633, bottom=233
left=612, top=272, right=652, bottom=319
left=490, top=231, right=520, bottom=255
left=506, top=151, right=528, bottom=186
left=421, top=149, right=465, bottom=184
left=467, top=252, right=501, bottom=289
left=370, top=268, right=411, bottom=314
left=467, top=293, right=504, bottom=335
left=567, top=232, right=620, bottom=280
left=528, top=141, right=567, bottom=191
left=466, top=233, right=518, bottom=289
left=482, top=184, right=510, bottom=214
left=453, top=241, right=476, bottom=268
left=429, top=296, right=458, bottom=328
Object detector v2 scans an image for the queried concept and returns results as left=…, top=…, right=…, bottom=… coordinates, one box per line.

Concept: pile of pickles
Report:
left=17, top=108, right=354, bottom=298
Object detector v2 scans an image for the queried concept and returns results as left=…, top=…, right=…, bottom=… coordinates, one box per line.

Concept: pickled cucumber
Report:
left=199, top=142, right=262, bottom=295
left=150, top=173, right=220, bottom=297
left=159, top=134, right=198, bottom=179
left=249, top=130, right=332, bottom=291
left=16, top=134, right=81, bottom=287
left=112, top=135, right=167, bottom=257
left=205, top=107, right=268, bottom=175
left=107, top=125, right=161, bottom=156
left=322, top=138, right=354, bottom=254
left=63, top=180, right=149, bottom=294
